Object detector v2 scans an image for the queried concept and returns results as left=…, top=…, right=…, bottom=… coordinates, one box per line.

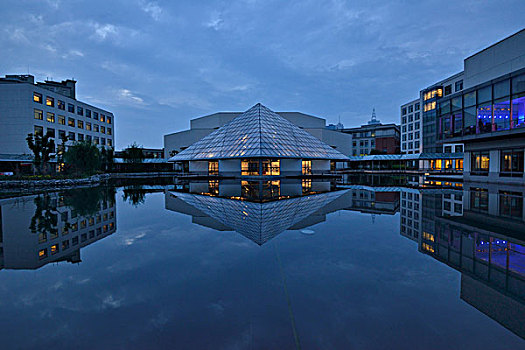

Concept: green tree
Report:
left=123, top=142, right=145, bottom=164
left=64, top=141, right=101, bottom=175
left=26, top=132, right=55, bottom=174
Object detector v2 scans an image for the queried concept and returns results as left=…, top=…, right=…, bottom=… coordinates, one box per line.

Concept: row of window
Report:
left=38, top=222, right=114, bottom=260
left=401, top=141, right=420, bottom=151
left=402, top=122, right=420, bottom=133
left=34, top=126, right=113, bottom=147
left=471, top=149, right=524, bottom=176
left=401, top=102, right=421, bottom=116
left=34, top=109, right=112, bottom=135
left=402, top=131, right=420, bottom=141
left=401, top=112, right=420, bottom=125
left=437, top=74, right=525, bottom=138
left=33, top=92, right=112, bottom=124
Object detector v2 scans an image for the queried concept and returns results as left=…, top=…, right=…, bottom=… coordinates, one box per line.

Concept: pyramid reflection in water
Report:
left=166, top=181, right=348, bottom=245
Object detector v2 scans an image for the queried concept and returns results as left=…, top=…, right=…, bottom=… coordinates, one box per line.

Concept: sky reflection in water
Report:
left=0, top=181, right=523, bottom=349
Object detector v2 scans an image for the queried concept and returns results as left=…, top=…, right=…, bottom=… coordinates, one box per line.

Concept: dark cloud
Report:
left=1, top=0, right=523, bottom=148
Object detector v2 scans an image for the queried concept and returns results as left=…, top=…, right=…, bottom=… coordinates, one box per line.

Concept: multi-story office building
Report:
left=436, top=29, right=525, bottom=184
left=400, top=100, right=421, bottom=154
left=401, top=29, right=525, bottom=184
left=342, top=110, right=400, bottom=156
left=0, top=74, right=115, bottom=159
left=400, top=188, right=422, bottom=242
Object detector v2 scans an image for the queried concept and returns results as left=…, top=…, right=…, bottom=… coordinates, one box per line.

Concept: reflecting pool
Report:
left=0, top=180, right=524, bottom=349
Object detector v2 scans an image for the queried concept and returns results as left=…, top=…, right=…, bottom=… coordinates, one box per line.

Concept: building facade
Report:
left=342, top=110, right=400, bottom=156
left=168, top=104, right=349, bottom=177
left=0, top=74, right=115, bottom=159
left=400, top=99, right=421, bottom=154
left=164, top=110, right=352, bottom=158
left=436, top=29, right=525, bottom=184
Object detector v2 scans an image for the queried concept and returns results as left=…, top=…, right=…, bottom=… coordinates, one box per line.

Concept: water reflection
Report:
left=0, top=180, right=524, bottom=345
left=0, top=186, right=117, bottom=270
left=166, top=179, right=348, bottom=245
left=399, top=183, right=525, bottom=339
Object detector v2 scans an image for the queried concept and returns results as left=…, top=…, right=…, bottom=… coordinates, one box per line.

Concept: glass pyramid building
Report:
left=169, top=189, right=348, bottom=245
left=169, top=103, right=349, bottom=161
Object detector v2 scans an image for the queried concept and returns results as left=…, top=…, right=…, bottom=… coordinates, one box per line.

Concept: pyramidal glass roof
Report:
left=170, top=190, right=349, bottom=245
left=169, top=103, right=349, bottom=161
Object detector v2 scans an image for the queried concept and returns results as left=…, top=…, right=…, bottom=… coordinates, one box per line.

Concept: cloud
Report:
left=205, top=12, right=224, bottom=31
left=92, top=23, right=117, bottom=41
left=118, top=89, right=146, bottom=105
left=141, top=1, right=164, bottom=21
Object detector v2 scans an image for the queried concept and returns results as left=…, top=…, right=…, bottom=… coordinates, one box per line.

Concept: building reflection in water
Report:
left=400, top=183, right=525, bottom=339
left=166, top=179, right=350, bottom=245
left=0, top=187, right=117, bottom=270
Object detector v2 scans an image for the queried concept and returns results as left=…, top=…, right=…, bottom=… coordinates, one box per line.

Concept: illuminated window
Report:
left=58, top=115, right=65, bottom=125
left=44, top=97, right=53, bottom=108
left=471, top=151, right=490, bottom=174
left=100, top=114, right=105, bottom=122
left=86, top=122, right=92, bottom=131
left=302, top=160, right=312, bottom=175
left=107, top=116, right=112, bottom=124
left=241, top=159, right=259, bottom=175
left=262, top=159, right=280, bottom=175
left=57, top=100, right=65, bottom=110
left=43, top=113, right=54, bottom=124
left=33, top=92, right=42, bottom=103
left=38, top=249, right=47, bottom=259
left=50, top=244, right=59, bottom=255
left=77, top=120, right=83, bottom=129
left=100, top=126, right=105, bottom=134
left=500, top=149, right=524, bottom=176
left=208, top=161, right=219, bottom=175
left=456, top=159, right=463, bottom=170
left=68, top=117, right=75, bottom=127
left=34, top=108, right=43, bottom=120
left=107, top=139, right=112, bottom=147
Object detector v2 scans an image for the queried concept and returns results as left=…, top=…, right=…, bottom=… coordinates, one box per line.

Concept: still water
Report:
left=0, top=179, right=524, bottom=349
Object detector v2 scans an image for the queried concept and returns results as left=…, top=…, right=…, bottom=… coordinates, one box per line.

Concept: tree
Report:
left=26, top=132, right=55, bottom=174
left=122, top=142, right=145, bottom=164
left=64, top=141, right=101, bottom=175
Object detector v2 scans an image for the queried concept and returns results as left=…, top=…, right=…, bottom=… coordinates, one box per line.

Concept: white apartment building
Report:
left=0, top=74, right=115, bottom=156
left=400, top=99, right=421, bottom=154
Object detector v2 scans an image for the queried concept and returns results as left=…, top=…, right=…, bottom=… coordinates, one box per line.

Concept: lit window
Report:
left=86, top=122, right=92, bottom=131
left=107, top=139, right=112, bottom=147
left=50, top=244, right=59, bottom=255
left=107, top=116, right=112, bottom=124
left=57, top=100, right=65, bottom=110
left=34, top=108, right=43, bottom=120
left=58, top=115, right=65, bottom=125
left=100, top=114, right=105, bottom=122
left=100, top=126, right=105, bottom=134
left=68, top=117, right=75, bottom=127
left=46, top=112, right=55, bottom=123
left=262, top=159, right=280, bottom=175
left=241, top=159, right=259, bottom=176
left=208, top=161, right=219, bottom=175
left=33, top=92, right=43, bottom=103
left=77, top=120, right=83, bottom=129
left=46, top=96, right=54, bottom=107
left=302, top=160, right=312, bottom=175
left=38, top=249, right=47, bottom=259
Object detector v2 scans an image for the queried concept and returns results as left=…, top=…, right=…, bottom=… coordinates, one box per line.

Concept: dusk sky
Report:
left=1, top=0, right=524, bottom=149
